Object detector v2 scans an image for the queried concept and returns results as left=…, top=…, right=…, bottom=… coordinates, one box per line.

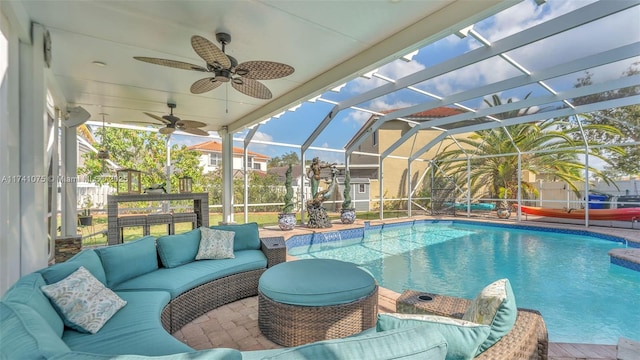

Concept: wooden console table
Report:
left=107, top=193, right=209, bottom=245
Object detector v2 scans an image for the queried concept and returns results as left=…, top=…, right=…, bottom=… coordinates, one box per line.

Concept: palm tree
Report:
left=434, top=94, right=623, bottom=208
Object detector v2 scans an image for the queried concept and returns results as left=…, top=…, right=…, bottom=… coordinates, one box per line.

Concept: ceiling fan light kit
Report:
left=135, top=32, right=294, bottom=99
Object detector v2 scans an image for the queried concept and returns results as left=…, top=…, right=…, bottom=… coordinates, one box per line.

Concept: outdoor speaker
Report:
left=65, top=106, right=91, bottom=128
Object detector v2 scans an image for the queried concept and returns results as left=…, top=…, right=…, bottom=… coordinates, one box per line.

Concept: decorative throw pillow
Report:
left=40, top=266, right=127, bottom=334
left=462, top=278, right=517, bottom=353
left=377, top=313, right=490, bottom=360
left=196, top=227, right=235, bottom=260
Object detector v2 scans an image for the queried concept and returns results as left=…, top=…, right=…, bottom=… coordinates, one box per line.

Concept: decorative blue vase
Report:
left=278, top=213, right=296, bottom=231
left=340, top=208, right=356, bottom=224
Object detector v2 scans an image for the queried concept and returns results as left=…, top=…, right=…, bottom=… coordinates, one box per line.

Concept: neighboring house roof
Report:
left=267, top=165, right=306, bottom=182
left=345, top=106, right=466, bottom=150
left=188, top=140, right=270, bottom=161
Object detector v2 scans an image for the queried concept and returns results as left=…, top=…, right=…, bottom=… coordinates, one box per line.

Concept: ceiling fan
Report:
left=143, top=103, right=209, bottom=136
left=134, top=32, right=294, bottom=99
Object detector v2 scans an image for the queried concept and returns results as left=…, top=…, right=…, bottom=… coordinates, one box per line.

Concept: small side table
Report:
left=395, top=289, right=470, bottom=318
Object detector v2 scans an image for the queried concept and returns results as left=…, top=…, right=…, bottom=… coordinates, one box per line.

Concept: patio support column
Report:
left=19, top=22, right=48, bottom=274
left=407, top=158, right=412, bottom=217
left=379, top=157, right=384, bottom=220
left=220, top=126, right=234, bottom=224
left=243, top=125, right=259, bottom=224
left=0, top=9, right=22, bottom=295
left=60, top=125, right=78, bottom=235
left=300, top=151, right=307, bottom=224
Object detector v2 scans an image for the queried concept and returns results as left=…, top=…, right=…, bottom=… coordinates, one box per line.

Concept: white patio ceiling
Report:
left=6, top=0, right=514, bottom=133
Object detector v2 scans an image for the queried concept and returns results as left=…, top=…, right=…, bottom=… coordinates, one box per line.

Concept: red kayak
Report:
left=516, top=205, right=640, bottom=221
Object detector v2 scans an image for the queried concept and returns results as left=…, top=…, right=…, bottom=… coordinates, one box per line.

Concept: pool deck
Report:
left=174, top=216, right=638, bottom=358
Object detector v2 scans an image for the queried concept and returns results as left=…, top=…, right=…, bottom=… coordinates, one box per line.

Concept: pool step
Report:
left=617, top=337, right=640, bottom=360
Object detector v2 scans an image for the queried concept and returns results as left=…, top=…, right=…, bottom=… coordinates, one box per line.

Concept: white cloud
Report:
left=252, top=131, right=273, bottom=142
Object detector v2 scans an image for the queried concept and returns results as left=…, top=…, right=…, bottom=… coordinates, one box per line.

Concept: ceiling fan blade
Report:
left=236, top=61, right=294, bottom=80
left=177, top=120, right=207, bottom=128
left=159, top=126, right=176, bottom=135
left=232, top=78, right=272, bottom=99
left=180, top=127, right=209, bottom=136
left=190, top=77, right=223, bottom=94
left=191, top=35, right=231, bottom=68
left=134, top=57, right=207, bottom=72
left=144, top=112, right=171, bottom=124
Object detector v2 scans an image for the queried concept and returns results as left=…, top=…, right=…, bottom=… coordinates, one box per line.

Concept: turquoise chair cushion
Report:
left=258, top=259, right=376, bottom=306
left=211, top=222, right=260, bottom=251
left=39, top=249, right=107, bottom=285
left=95, top=236, right=158, bottom=287
left=62, top=291, right=192, bottom=356
left=257, top=322, right=448, bottom=360
left=462, top=278, right=518, bottom=353
left=0, top=302, right=70, bottom=359
left=49, top=349, right=242, bottom=360
left=156, top=228, right=201, bottom=268
left=2, top=272, right=64, bottom=337
left=113, top=250, right=267, bottom=298
left=377, top=313, right=490, bottom=360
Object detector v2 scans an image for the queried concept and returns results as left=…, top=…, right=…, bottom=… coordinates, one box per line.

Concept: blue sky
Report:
left=170, top=0, right=639, bottom=165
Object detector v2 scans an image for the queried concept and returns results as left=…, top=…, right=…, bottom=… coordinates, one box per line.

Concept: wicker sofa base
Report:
left=258, top=286, right=379, bottom=347
left=396, top=290, right=548, bottom=360
left=161, top=268, right=266, bottom=333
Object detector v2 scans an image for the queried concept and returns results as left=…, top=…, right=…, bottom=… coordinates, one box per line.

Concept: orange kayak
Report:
left=516, top=205, right=640, bottom=221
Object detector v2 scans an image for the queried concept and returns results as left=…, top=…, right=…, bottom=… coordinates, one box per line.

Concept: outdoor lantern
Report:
left=117, top=168, right=142, bottom=194
left=179, top=176, right=193, bottom=193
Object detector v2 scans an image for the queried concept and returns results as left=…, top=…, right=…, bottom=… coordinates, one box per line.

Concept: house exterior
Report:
left=346, top=107, right=466, bottom=206
left=189, top=141, right=270, bottom=174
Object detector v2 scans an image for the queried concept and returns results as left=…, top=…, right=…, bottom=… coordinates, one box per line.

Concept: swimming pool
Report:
left=287, top=221, right=640, bottom=344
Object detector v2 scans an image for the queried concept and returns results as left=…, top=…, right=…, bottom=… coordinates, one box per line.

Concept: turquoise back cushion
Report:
left=377, top=313, right=490, bottom=360
left=211, top=222, right=260, bottom=251
left=462, top=278, right=518, bottom=353
left=39, top=249, right=106, bottom=285
left=157, top=228, right=201, bottom=268
left=2, top=273, right=64, bottom=337
left=48, top=348, right=242, bottom=360
left=95, top=236, right=158, bottom=287
left=262, top=323, right=448, bottom=360
left=0, top=302, right=70, bottom=359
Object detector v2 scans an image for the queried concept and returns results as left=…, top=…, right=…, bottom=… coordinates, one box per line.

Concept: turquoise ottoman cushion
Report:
left=211, top=222, right=260, bottom=251
left=157, top=228, right=201, bottom=268
left=258, top=259, right=376, bottom=306
left=95, top=236, right=158, bottom=287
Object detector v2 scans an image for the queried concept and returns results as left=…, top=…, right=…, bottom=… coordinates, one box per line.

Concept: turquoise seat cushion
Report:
left=62, top=291, right=192, bottom=356
left=462, top=278, right=517, bottom=353
left=377, top=313, right=490, bottom=360
left=157, top=229, right=201, bottom=268
left=49, top=348, right=242, bottom=360
left=258, top=259, right=376, bottom=306
left=211, top=222, right=260, bottom=251
left=113, top=250, right=267, bottom=298
left=0, top=302, right=71, bottom=359
left=253, top=321, right=448, bottom=360
left=95, top=236, right=158, bottom=287
left=2, top=272, right=64, bottom=337
left=39, top=249, right=106, bottom=285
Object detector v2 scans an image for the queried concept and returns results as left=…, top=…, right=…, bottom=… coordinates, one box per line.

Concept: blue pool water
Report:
left=288, top=221, right=640, bottom=344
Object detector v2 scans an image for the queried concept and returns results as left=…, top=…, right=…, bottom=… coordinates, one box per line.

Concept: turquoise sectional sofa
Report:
left=0, top=223, right=450, bottom=360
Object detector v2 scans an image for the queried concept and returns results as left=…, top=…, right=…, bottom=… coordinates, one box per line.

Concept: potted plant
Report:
left=78, top=195, right=93, bottom=226
left=340, top=170, right=356, bottom=224
left=278, top=164, right=296, bottom=230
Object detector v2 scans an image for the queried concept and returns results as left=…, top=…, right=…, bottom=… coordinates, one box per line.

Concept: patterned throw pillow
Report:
left=40, top=266, right=127, bottom=334
left=196, top=227, right=235, bottom=260
left=462, top=278, right=517, bottom=353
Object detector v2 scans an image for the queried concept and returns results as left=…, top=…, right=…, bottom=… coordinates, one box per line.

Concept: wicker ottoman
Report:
left=258, top=259, right=378, bottom=347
